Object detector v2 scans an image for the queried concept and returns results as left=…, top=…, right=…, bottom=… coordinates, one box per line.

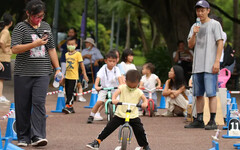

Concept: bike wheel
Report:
left=149, top=101, right=154, bottom=117
left=121, top=127, right=129, bottom=150
left=107, top=102, right=114, bottom=122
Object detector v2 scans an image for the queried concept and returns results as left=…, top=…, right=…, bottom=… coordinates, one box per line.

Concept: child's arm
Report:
left=117, top=77, right=123, bottom=85
left=140, top=94, right=148, bottom=109
left=162, top=80, right=171, bottom=96
left=138, top=81, right=144, bottom=89
left=112, top=89, right=121, bottom=104
left=79, top=62, right=89, bottom=82
left=95, top=77, right=101, bottom=91
left=156, top=77, right=161, bottom=89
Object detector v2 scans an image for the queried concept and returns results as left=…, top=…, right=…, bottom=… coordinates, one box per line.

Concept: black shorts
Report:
left=0, top=62, right=11, bottom=80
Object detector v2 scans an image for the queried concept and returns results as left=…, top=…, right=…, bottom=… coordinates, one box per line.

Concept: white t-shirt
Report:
left=120, top=61, right=137, bottom=74
left=220, top=31, right=227, bottom=63
left=140, top=74, right=158, bottom=89
left=97, top=64, right=121, bottom=88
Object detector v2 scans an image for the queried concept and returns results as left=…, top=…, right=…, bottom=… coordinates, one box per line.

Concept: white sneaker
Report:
left=78, top=96, right=86, bottom=102
left=161, top=111, right=173, bottom=117
left=154, top=111, right=160, bottom=116
left=139, top=111, right=143, bottom=116
left=0, top=96, right=10, bottom=103
left=94, top=113, right=103, bottom=121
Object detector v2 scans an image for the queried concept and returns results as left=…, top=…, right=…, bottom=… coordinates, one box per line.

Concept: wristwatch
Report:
left=55, top=67, right=61, bottom=71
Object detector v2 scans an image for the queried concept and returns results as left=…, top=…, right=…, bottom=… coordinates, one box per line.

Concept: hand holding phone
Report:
left=42, top=30, right=50, bottom=40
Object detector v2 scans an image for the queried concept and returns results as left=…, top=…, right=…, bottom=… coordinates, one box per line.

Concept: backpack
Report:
left=222, top=43, right=235, bottom=67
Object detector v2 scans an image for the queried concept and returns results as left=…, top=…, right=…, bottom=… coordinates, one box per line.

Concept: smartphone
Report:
left=42, top=30, right=50, bottom=40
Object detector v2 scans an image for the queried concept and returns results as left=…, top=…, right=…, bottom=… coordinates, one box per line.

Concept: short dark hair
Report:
left=177, top=40, right=184, bottom=46
left=105, top=50, right=117, bottom=59
left=144, top=63, right=155, bottom=73
left=111, top=49, right=120, bottom=58
left=25, top=0, right=46, bottom=15
left=66, top=36, right=77, bottom=43
left=126, top=70, right=141, bottom=83
left=121, top=49, right=134, bottom=62
left=0, top=13, right=12, bottom=31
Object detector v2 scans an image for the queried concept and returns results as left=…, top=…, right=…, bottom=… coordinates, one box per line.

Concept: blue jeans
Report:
left=193, top=73, right=218, bottom=97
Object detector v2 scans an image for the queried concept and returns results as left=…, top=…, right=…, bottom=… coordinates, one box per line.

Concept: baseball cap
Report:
left=195, top=0, right=210, bottom=8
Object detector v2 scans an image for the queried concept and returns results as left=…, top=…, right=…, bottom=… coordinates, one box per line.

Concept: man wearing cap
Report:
left=81, top=38, right=104, bottom=81
left=184, top=0, right=223, bottom=130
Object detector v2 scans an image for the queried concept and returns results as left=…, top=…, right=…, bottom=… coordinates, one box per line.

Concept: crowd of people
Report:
left=0, top=0, right=229, bottom=149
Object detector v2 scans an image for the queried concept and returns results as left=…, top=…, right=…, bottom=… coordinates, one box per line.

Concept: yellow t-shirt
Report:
left=0, top=29, right=12, bottom=62
left=65, top=51, right=83, bottom=80
left=115, top=84, right=143, bottom=119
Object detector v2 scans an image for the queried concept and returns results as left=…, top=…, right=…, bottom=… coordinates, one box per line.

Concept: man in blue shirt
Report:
left=81, top=38, right=104, bottom=82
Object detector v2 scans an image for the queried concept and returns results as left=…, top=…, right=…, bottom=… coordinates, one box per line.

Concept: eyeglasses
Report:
left=32, top=14, right=45, bottom=19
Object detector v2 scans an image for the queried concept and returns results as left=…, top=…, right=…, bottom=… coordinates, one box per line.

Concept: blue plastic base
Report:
left=222, top=134, right=240, bottom=138
left=51, top=110, right=63, bottom=113
left=157, top=106, right=165, bottom=109
left=222, top=126, right=228, bottom=130
left=84, top=106, right=94, bottom=109
left=1, top=137, right=17, bottom=141
left=234, top=143, right=240, bottom=149
left=208, top=140, right=219, bottom=150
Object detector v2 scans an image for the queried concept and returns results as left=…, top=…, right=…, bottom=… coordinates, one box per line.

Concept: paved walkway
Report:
left=0, top=79, right=240, bottom=150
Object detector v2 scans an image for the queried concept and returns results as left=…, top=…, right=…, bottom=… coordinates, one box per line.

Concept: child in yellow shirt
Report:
left=86, top=70, right=151, bottom=150
left=62, top=37, right=88, bottom=114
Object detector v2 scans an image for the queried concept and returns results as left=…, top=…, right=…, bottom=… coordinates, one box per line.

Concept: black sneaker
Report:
left=143, top=145, right=151, bottom=150
left=62, top=107, right=75, bottom=114
left=17, top=141, right=28, bottom=147
left=87, top=116, right=94, bottom=124
left=31, top=137, right=48, bottom=147
left=205, top=120, right=218, bottom=130
left=86, top=139, right=100, bottom=149
left=184, top=119, right=205, bottom=128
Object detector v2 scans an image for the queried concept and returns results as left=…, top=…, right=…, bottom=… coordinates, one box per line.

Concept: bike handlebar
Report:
left=100, top=87, right=118, bottom=91
left=117, top=102, right=141, bottom=108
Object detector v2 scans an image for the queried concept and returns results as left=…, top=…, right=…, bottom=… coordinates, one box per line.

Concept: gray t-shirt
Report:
left=188, top=19, right=223, bottom=73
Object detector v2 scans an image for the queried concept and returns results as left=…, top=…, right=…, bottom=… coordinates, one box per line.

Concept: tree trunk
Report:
left=151, top=21, right=161, bottom=49
left=125, top=13, right=131, bottom=49
left=136, top=15, right=149, bottom=55
left=233, top=0, right=240, bottom=55
left=140, top=0, right=197, bottom=56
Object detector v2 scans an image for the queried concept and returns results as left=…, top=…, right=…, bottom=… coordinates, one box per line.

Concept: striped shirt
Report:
left=11, top=21, right=55, bottom=76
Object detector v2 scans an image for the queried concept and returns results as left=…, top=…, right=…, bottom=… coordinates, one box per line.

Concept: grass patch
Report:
left=133, top=50, right=146, bottom=66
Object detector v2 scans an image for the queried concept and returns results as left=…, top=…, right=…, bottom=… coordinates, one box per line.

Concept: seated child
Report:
left=87, top=51, right=122, bottom=123
left=161, top=65, right=188, bottom=117
left=86, top=70, right=151, bottom=150
left=62, top=37, right=88, bottom=114
left=139, top=63, right=161, bottom=116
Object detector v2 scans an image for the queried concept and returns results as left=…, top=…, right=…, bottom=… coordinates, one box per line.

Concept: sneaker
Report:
left=154, top=111, right=160, bottom=116
left=31, top=137, right=48, bottom=147
left=86, top=139, right=100, bottom=149
left=184, top=119, right=205, bottom=128
left=0, top=96, right=10, bottom=103
left=78, top=96, right=87, bottom=102
left=62, top=107, right=75, bottom=114
left=143, top=145, right=151, bottom=150
left=87, top=116, right=94, bottom=124
left=17, top=141, right=28, bottom=147
left=161, top=111, right=173, bottom=117
left=205, top=120, right=218, bottom=130
left=94, top=113, right=103, bottom=121
left=139, top=111, right=143, bottom=116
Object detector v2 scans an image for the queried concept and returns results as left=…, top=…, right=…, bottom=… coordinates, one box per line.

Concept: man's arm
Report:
left=212, top=39, right=223, bottom=74
left=188, top=26, right=200, bottom=49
